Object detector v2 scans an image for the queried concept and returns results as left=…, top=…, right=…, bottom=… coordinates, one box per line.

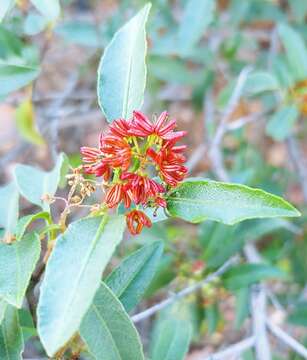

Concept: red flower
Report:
left=129, top=111, right=187, bottom=141
left=105, top=183, right=132, bottom=208
left=121, top=173, right=165, bottom=204
left=80, top=146, right=111, bottom=180
left=81, top=110, right=187, bottom=235
left=100, top=134, right=131, bottom=170
left=109, top=118, right=131, bottom=138
left=126, top=210, right=152, bottom=235
left=153, top=111, right=187, bottom=141
left=147, top=143, right=188, bottom=187
left=154, top=196, right=167, bottom=208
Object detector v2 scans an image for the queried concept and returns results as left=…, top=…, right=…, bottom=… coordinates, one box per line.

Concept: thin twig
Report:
left=286, top=135, right=307, bottom=202
left=203, top=336, right=255, bottom=360
left=244, top=243, right=272, bottom=360
left=132, top=256, right=239, bottom=323
left=267, top=319, right=307, bottom=359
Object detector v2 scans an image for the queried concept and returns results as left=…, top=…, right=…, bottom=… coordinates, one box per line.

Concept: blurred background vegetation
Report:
left=1, top=0, right=307, bottom=358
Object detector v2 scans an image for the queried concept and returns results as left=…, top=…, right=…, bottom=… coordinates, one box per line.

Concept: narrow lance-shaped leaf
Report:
left=37, top=215, right=126, bottom=357
left=0, top=182, right=19, bottom=238
left=0, top=0, right=14, bottom=22
left=15, top=100, right=45, bottom=146
left=0, top=300, right=7, bottom=325
left=166, top=179, right=300, bottom=224
left=80, top=283, right=144, bottom=360
left=105, top=241, right=164, bottom=312
left=14, top=152, right=69, bottom=211
left=266, top=105, right=299, bottom=141
left=0, top=232, right=41, bottom=308
left=177, top=0, right=215, bottom=56
left=14, top=211, right=50, bottom=241
left=29, top=0, right=60, bottom=21
left=0, top=64, right=40, bottom=98
left=0, top=305, right=24, bottom=360
left=97, top=3, right=151, bottom=121
left=278, top=23, right=307, bottom=81
left=223, top=263, right=288, bottom=290
left=150, top=316, right=192, bottom=360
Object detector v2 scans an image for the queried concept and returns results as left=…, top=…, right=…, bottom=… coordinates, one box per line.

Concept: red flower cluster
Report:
left=81, top=110, right=187, bottom=235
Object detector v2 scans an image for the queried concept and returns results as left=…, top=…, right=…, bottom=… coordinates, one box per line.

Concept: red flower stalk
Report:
left=126, top=210, right=152, bottom=235
left=81, top=109, right=187, bottom=235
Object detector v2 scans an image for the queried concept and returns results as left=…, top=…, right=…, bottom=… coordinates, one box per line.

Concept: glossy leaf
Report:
left=97, top=3, right=151, bottom=121
left=37, top=215, right=126, bottom=357
left=0, top=232, right=40, bottom=308
left=223, top=264, right=287, bottom=290
left=30, top=0, right=60, bottom=21
left=177, top=0, right=215, bottom=56
left=167, top=179, right=300, bottom=224
left=0, top=305, right=24, bottom=360
left=18, top=309, right=36, bottom=342
left=105, top=241, right=164, bottom=312
left=80, top=282, right=144, bottom=360
left=55, top=21, right=103, bottom=48
left=150, top=317, right=192, bottom=360
left=15, top=99, right=45, bottom=145
left=266, top=105, right=299, bottom=141
left=0, top=300, right=7, bottom=324
left=0, top=64, right=40, bottom=98
left=14, top=211, right=50, bottom=241
left=14, top=152, right=68, bottom=211
left=244, top=71, right=279, bottom=94
left=278, top=23, right=307, bottom=80
left=288, top=302, right=307, bottom=327
left=0, top=182, right=19, bottom=236
left=0, top=0, right=14, bottom=22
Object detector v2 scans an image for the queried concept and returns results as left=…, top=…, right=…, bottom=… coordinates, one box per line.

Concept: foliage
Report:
left=0, top=0, right=306, bottom=359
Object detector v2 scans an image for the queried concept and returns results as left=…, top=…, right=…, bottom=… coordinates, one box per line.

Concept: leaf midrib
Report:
left=56, top=216, right=107, bottom=343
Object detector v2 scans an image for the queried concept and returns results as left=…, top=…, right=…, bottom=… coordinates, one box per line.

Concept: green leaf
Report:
left=0, top=0, right=14, bottom=22
left=105, top=241, right=164, bottom=312
left=14, top=211, right=50, bottom=241
left=266, top=105, right=299, bottom=141
left=0, top=300, right=7, bottom=324
left=234, top=287, right=249, bottom=329
left=18, top=309, right=36, bottom=342
left=37, top=215, right=126, bottom=357
left=278, top=23, right=307, bottom=80
left=0, top=232, right=40, bottom=308
left=288, top=0, right=307, bottom=23
left=14, top=153, right=68, bottom=211
left=15, top=99, right=45, bottom=145
left=148, top=56, right=202, bottom=86
left=223, top=264, right=287, bottom=290
left=288, top=302, right=307, bottom=327
left=0, top=305, right=24, bottom=360
left=0, top=182, right=19, bottom=236
left=80, top=282, right=144, bottom=360
left=97, top=3, right=151, bottom=122
left=150, top=317, right=192, bottom=360
left=0, top=64, right=40, bottom=98
left=55, top=21, right=102, bottom=48
left=24, top=12, right=47, bottom=36
left=166, top=179, right=300, bottom=225
left=177, top=0, right=215, bottom=56
left=244, top=71, right=280, bottom=95
left=29, top=0, right=60, bottom=21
